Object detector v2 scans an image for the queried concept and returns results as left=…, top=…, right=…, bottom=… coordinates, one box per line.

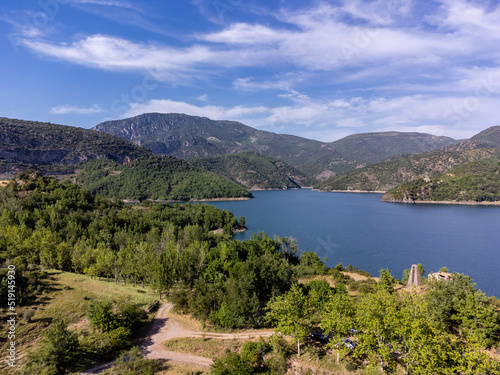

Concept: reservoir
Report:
left=207, top=189, right=500, bottom=298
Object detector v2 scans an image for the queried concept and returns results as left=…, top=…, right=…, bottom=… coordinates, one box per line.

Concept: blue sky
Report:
left=1, top=0, right=500, bottom=141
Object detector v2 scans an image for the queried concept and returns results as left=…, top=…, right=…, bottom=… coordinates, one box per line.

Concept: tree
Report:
left=31, top=319, right=79, bottom=374
left=378, top=268, right=396, bottom=294
left=265, top=283, right=313, bottom=356
left=210, top=351, right=253, bottom=375
left=355, top=289, right=401, bottom=373
left=150, top=241, right=177, bottom=298
left=397, top=292, right=458, bottom=375
left=321, top=292, right=355, bottom=363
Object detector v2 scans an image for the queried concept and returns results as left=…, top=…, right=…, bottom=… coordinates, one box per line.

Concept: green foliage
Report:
left=27, top=319, right=79, bottom=375
left=385, top=159, right=500, bottom=202
left=88, top=301, right=119, bottom=332
left=190, top=152, right=314, bottom=189
left=316, top=147, right=500, bottom=192
left=210, top=351, right=253, bottom=375
left=425, top=273, right=500, bottom=348
left=101, top=346, right=164, bottom=375
left=265, top=283, right=313, bottom=355
left=0, top=117, right=151, bottom=170
left=76, top=156, right=252, bottom=201
left=95, top=113, right=455, bottom=178
left=296, top=251, right=328, bottom=277
left=377, top=269, right=396, bottom=294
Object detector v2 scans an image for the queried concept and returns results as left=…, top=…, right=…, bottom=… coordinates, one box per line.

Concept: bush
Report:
left=210, top=351, right=253, bottom=375
left=118, top=302, right=146, bottom=329
left=240, top=338, right=271, bottom=366
left=101, top=346, right=164, bottom=375
left=87, top=301, right=118, bottom=332
left=345, top=361, right=358, bottom=371
left=23, top=308, right=35, bottom=322
left=28, top=319, right=79, bottom=374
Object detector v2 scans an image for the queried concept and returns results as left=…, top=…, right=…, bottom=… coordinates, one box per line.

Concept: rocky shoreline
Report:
left=313, top=188, right=386, bottom=194
left=381, top=195, right=500, bottom=206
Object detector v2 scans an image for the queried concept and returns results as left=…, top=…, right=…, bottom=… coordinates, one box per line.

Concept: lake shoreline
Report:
left=381, top=198, right=500, bottom=206
left=312, top=189, right=386, bottom=194
left=123, top=197, right=252, bottom=204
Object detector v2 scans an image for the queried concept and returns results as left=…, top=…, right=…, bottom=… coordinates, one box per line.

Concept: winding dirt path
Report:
left=78, top=302, right=273, bottom=373
left=139, top=303, right=214, bottom=367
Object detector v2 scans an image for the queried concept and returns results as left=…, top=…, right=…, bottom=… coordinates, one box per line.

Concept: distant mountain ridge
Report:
left=189, top=152, right=315, bottom=190
left=93, top=113, right=457, bottom=178
left=381, top=158, right=500, bottom=203
left=0, top=117, right=151, bottom=165
left=316, top=126, right=500, bottom=192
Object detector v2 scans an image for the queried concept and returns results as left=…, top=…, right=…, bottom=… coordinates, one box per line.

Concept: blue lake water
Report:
left=206, top=189, right=500, bottom=298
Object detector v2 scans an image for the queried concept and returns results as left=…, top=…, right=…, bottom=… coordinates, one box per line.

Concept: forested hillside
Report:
left=316, top=148, right=500, bottom=192
left=75, top=156, right=252, bottom=201
left=93, top=113, right=456, bottom=177
left=1, top=173, right=499, bottom=374
left=382, top=158, right=500, bottom=203
left=190, top=152, right=314, bottom=189
left=316, top=126, right=500, bottom=192
left=0, top=117, right=151, bottom=167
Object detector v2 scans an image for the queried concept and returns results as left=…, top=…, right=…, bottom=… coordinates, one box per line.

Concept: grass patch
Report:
left=163, top=337, right=246, bottom=359
left=0, top=269, right=157, bottom=373
left=157, top=361, right=209, bottom=375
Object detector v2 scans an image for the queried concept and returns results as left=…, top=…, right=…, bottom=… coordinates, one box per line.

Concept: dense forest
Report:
left=75, top=156, right=252, bottom=201
left=315, top=148, right=500, bottom=192
left=0, top=172, right=499, bottom=374
left=383, top=159, right=500, bottom=202
left=189, top=152, right=314, bottom=189
left=0, top=117, right=151, bottom=166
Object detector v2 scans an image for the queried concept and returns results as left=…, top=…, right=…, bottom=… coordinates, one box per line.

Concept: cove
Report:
left=206, top=189, right=500, bottom=298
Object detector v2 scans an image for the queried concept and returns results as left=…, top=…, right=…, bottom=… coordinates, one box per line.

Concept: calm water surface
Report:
left=206, top=189, right=500, bottom=297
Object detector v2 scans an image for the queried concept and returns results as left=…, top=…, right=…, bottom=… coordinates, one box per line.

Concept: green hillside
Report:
left=315, top=148, right=500, bottom=192
left=75, top=156, right=252, bottom=201
left=189, top=152, right=315, bottom=189
left=93, top=113, right=456, bottom=177
left=470, top=125, right=500, bottom=146
left=0, top=117, right=151, bottom=166
left=382, top=158, right=500, bottom=203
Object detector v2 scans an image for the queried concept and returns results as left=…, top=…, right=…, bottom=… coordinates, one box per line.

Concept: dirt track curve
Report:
left=78, top=302, right=273, bottom=373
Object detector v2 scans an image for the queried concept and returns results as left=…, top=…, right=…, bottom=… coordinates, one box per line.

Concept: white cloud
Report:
left=50, top=104, right=105, bottom=115
left=65, top=0, right=136, bottom=9
left=124, top=91, right=500, bottom=142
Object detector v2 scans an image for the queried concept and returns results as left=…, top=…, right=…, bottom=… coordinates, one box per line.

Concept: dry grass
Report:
left=298, top=275, right=337, bottom=287
left=158, top=361, right=209, bottom=374
left=163, top=337, right=246, bottom=359
left=0, top=269, right=157, bottom=373
left=0, top=180, right=9, bottom=187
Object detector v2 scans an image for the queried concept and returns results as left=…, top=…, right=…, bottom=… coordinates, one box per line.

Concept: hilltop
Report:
left=93, top=113, right=457, bottom=178
left=381, top=158, right=500, bottom=203
left=0, top=117, right=151, bottom=166
left=316, top=126, right=500, bottom=192
left=189, top=152, right=314, bottom=190
left=75, top=156, right=252, bottom=201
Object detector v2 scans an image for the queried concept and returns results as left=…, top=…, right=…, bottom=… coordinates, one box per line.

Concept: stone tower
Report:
left=407, top=264, right=423, bottom=288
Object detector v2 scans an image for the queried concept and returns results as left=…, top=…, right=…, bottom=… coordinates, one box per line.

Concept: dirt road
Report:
left=79, top=302, right=273, bottom=373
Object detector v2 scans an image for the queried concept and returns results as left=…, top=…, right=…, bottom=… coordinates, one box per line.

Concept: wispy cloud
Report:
left=50, top=104, right=105, bottom=115
left=65, top=0, right=136, bottom=9
left=123, top=87, right=499, bottom=141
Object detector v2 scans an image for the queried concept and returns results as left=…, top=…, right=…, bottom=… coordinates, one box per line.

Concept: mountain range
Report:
left=2, top=114, right=500, bottom=202
left=315, top=126, right=500, bottom=192
left=93, top=113, right=457, bottom=178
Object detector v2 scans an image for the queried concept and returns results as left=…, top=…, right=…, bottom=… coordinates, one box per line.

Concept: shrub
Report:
left=23, top=308, right=35, bottom=322
left=87, top=301, right=118, bottom=332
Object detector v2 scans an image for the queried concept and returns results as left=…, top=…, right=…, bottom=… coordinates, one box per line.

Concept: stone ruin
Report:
left=406, top=264, right=423, bottom=288
left=428, top=272, right=452, bottom=281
